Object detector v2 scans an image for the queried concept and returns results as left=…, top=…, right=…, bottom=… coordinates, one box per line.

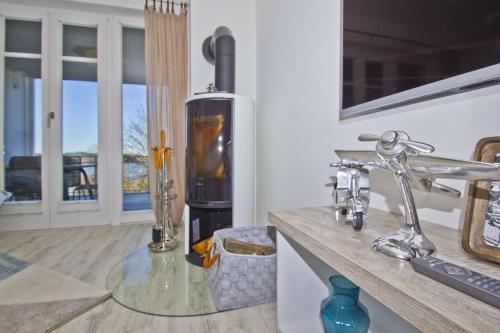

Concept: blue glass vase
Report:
left=320, top=275, right=370, bottom=333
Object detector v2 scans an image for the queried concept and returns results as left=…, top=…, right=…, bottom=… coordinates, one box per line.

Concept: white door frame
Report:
left=48, top=9, right=110, bottom=228
left=0, top=3, right=51, bottom=231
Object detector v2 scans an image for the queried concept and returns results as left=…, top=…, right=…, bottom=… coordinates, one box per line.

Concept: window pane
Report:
left=62, top=61, right=98, bottom=201
left=3, top=58, right=42, bottom=201
left=123, top=27, right=145, bottom=84
left=5, top=19, right=42, bottom=54
left=62, top=61, right=97, bottom=81
left=122, top=27, right=150, bottom=211
left=63, top=25, right=97, bottom=58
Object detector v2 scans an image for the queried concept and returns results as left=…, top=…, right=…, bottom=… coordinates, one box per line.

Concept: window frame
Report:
left=109, top=15, right=154, bottom=225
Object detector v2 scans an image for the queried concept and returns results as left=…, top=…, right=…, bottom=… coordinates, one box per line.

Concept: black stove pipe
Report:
left=202, top=26, right=235, bottom=93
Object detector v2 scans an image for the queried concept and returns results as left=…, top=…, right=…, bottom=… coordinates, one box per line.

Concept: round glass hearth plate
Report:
left=107, top=242, right=221, bottom=316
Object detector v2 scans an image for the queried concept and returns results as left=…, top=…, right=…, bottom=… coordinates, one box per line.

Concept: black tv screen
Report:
left=342, top=0, right=500, bottom=112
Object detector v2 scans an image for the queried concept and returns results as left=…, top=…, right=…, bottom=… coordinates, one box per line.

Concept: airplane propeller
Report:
left=358, top=131, right=435, bottom=154
left=400, top=139, right=435, bottom=154
left=358, top=134, right=380, bottom=142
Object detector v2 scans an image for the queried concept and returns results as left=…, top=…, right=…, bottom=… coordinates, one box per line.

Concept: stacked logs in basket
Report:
left=223, top=238, right=275, bottom=256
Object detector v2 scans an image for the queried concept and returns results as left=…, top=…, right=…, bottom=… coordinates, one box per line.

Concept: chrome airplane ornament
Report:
left=335, top=130, right=500, bottom=261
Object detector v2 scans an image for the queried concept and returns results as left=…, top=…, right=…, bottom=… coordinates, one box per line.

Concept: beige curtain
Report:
left=145, top=3, right=188, bottom=225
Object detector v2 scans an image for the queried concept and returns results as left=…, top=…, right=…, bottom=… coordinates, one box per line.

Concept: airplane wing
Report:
left=412, top=178, right=462, bottom=197
left=334, top=150, right=389, bottom=170
left=407, top=155, right=500, bottom=181
left=334, top=150, right=467, bottom=197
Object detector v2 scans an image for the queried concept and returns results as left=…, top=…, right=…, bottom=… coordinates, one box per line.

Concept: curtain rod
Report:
left=145, top=0, right=190, bottom=8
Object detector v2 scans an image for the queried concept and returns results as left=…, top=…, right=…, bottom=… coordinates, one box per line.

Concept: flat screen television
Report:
left=341, top=0, right=500, bottom=118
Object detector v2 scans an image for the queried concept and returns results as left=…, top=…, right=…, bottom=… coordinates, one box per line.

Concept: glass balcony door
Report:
left=0, top=7, right=51, bottom=231
left=48, top=12, right=109, bottom=228
left=121, top=26, right=151, bottom=212
left=1, top=4, right=151, bottom=231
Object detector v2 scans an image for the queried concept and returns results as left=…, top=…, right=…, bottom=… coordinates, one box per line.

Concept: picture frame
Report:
left=462, top=136, right=500, bottom=264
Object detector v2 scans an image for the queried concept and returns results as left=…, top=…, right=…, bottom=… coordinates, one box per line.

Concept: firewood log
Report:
left=223, top=238, right=275, bottom=255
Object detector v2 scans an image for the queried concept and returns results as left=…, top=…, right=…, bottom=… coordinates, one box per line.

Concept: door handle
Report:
left=47, top=112, right=55, bottom=128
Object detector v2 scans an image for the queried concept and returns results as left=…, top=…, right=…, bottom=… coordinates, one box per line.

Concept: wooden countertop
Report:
left=269, top=207, right=500, bottom=333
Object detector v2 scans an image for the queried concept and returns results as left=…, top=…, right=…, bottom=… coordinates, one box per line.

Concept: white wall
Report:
left=189, top=0, right=256, bottom=99
left=256, top=0, right=500, bottom=229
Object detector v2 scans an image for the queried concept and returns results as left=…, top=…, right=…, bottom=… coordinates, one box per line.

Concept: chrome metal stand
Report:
left=149, top=147, right=177, bottom=252
left=372, top=171, right=435, bottom=260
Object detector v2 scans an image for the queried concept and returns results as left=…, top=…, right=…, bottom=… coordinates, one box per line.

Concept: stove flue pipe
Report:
left=202, top=26, right=235, bottom=93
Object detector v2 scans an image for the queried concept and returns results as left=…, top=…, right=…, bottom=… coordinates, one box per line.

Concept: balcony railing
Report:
left=4, top=153, right=152, bottom=211
left=123, top=154, right=151, bottom=211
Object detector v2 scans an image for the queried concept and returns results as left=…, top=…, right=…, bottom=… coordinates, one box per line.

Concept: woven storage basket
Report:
left=208, top=226, right=277, bottom=310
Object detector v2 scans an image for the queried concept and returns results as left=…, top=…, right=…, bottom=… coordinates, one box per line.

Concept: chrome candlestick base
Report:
left=372, top=225, right=435, bottom=261
left=148, top=238, right=178, bottom=252
left=148, top=223, right=177, bottom=252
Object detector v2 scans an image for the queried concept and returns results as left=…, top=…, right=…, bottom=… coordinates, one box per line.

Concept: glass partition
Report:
left=61, top=25, right=98, bottom=201
left=121, top=27, right=151, bottom=211
left=186, top=98, right=232, bottom=207
left=3, top=19, right=43, bottom=202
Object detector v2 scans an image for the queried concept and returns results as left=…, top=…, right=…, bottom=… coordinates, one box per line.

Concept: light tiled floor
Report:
left=0, top=224, right=277, bottom=333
